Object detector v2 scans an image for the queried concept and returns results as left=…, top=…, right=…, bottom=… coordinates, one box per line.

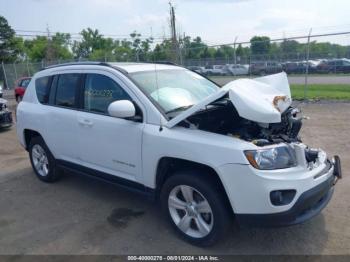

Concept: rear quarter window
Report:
left=35, top=76, right=51, bottom=104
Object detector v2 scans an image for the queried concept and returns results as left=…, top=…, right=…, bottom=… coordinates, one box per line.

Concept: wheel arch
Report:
left=155, top=156, right=234, bottom=215
left=23, top=129, right=42, bottom=150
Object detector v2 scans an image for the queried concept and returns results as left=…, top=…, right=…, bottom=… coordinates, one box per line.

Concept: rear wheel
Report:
left=160, top=170, right=232, bottom=246
left=29, top=136, right=61, bottom=182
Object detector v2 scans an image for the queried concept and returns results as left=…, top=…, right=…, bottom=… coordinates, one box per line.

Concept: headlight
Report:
left=244, top=146, right=297, bottom=170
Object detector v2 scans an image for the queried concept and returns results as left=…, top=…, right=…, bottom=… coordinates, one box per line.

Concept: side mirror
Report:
left=108, top=100, right=136, bottom=119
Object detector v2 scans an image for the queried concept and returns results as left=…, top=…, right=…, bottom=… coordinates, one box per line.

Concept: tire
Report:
left=29, top=136, right=61, bottom=183
left=160, top=170, right=232, bottom=246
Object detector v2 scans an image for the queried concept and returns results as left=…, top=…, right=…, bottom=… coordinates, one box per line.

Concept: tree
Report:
left=72, top=28, right=106, bottom=59
left=129, top=31, right=153, bottom=61
left=140, top=37, right=153, bottom=61
left=24, top=33, right=73, bottom=62
left=24, top=36, right=47, bottom=61
left=215, top=45, right=234, bottom=59
left=0, top=16, right=23, bottom=62
left=130, top=31, right=141, bottom=61
left=152, top=39, right=173, bottom=61
left=280, top=39, right=299, bottom=54
left=250, top=36, right=271, bottom=56
left=236, top=43, right=250, bottom=62
left=51, top=33, right=73, bottom=60
left=114, top=39, right=133, bottom=61
left=181, top=36, right=208, bottom=59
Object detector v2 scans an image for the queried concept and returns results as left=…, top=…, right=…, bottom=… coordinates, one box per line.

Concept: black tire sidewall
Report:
left=160, top=170, right=232, bottom=246
left=29, top=136, right=59, bottom=182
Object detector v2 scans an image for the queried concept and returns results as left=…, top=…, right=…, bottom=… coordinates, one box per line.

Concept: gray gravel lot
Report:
left=0, top=100, right=350, bottom=255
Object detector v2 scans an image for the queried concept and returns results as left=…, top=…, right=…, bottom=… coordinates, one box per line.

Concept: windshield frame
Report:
left=127, top=68, right=220, bottom=119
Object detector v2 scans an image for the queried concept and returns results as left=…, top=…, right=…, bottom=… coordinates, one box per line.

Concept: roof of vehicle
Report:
left=16, top=76, right=32, bottom=81
left=42, top=61, right=184, bottom=74
left=109, top=62, right=183, bottom=73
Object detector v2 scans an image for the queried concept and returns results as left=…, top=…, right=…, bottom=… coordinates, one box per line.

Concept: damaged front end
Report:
left=166, top=72, right=341, bottom=177
left=0, top=98, right=13, bottom=128
left=167, top=72, right=303, bottom=146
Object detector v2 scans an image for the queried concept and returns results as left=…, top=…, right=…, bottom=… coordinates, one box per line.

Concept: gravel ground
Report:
left=0, top=100, right=349, bottom=255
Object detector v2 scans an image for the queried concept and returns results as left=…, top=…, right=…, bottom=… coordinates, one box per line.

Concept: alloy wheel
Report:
left=168, top=185, right=214, bottom=238
left=31, top=144, right=49, bottom=177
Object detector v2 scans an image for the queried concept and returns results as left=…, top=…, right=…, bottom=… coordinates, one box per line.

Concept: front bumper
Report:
left=236, top=157, right=341, bottom=227
left=217, top=150, right=342, bottom=226
left=0, top=111, right=13, bottom=128
left=235, top=172, right=335, bottom=227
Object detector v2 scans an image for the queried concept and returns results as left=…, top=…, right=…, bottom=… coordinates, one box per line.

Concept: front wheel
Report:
left=160, top=171, right=232, bottom=246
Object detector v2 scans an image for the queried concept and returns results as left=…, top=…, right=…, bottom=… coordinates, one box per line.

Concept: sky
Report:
left=1, top=0, right=350, bottom=45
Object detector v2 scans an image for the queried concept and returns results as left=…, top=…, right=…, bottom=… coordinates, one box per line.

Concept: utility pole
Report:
left=304, top=28, right=312, bottom=100
left=45, top=24, right=55, bottom=64
left=182, top=32, right=187, bottom=65
left=169, top=2, right=180, bottom=63
left=233, top=36, right=238, bottom=65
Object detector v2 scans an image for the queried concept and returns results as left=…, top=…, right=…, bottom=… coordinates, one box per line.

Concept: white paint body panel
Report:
left=16, top=64, right=332, bottom=215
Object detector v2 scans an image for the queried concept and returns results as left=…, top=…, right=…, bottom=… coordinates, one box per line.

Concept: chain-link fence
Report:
left=1, top=31, right=350, bottom=100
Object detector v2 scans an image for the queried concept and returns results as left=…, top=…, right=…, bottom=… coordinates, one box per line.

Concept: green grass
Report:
left=289, top=73, right=350, bottom=77
left=291, top=84, right=350, bottom=100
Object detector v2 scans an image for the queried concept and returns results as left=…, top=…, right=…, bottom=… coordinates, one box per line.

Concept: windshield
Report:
left=129, top=69, right=218, bottom=113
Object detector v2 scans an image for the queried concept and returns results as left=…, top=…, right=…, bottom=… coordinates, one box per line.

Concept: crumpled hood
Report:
left=165, top=72, right=291, bottom=128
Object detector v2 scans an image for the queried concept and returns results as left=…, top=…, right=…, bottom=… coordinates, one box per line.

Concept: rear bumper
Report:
left=0, top=111, right=13, bottom=128
left=235, top=158, right=341, bottom=227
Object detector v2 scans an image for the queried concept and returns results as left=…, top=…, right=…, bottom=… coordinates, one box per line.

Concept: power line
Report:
left=15, top=33, right=168, bottom=43
left=14, top=29, right=166, bottom=40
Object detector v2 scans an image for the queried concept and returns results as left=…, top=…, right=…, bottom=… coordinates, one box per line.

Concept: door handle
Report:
left=78, top=119, right=94, bottom=127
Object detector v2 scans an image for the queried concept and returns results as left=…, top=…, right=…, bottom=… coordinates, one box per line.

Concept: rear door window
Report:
left=55, top=74, right=81, bottom=108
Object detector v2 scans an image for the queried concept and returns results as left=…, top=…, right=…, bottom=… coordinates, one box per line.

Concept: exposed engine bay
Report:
left=179, top=96, right=303, bottom=147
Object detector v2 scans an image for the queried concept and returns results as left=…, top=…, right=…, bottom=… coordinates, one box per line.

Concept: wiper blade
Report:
left=165, top=105, right=193, bottom=114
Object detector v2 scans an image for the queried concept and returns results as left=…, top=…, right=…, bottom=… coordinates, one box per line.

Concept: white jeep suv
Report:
left=16, top=62, right=341, bottom=246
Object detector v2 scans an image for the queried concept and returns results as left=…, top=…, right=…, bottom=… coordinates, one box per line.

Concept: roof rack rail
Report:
left=40, top=61, right=128, bottom=75
left=41, top=61, right=110, bottom=70
left=151, top=61, right=179, bottom=66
